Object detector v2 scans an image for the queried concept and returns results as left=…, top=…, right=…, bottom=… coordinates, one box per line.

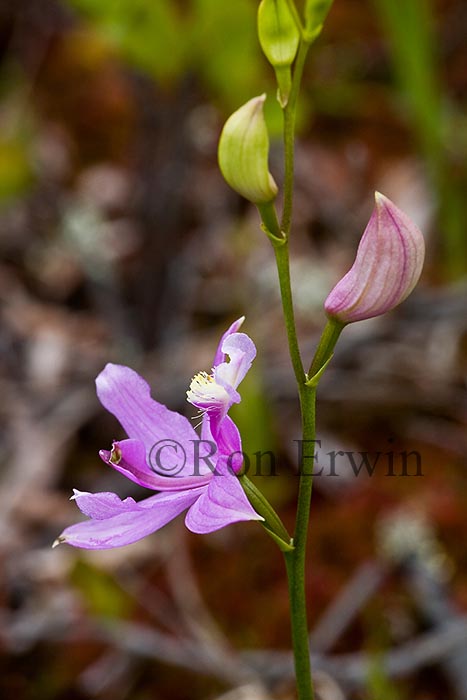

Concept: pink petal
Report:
left=202, top=332, right=256, bottom=439
left=57, top=488, right=206, bottom=549
left=185, top=457, right=262, bottom=534
left=214, top=332, right=257, bottom=391
left=215, top=416, right=244, bottom=472
left=213, top=317, right=245, bottom=368
left=100, top=439, right=212, bottom=492
left=187, top=330, right=256, bottom=439
left=96, top=364, right=201, bottom=478
left=71, top=489, right=137, bottom=519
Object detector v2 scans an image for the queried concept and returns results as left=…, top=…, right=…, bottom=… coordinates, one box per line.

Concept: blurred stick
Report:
left=3, top=600, right=467, bottom=690
left=246, top=619, right=467, bottom=688
left=403, top=553, right=467, bottom=699
left=0, top=384, right=95, bottom=549
left=166, top=528, right=263, bottom=686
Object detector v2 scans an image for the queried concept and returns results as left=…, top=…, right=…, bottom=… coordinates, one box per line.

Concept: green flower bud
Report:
left=305, top=0, right=333, bottom=41
left=258, top=0, right=300, bottom=107
left=218, top=95, right=278, bottom=205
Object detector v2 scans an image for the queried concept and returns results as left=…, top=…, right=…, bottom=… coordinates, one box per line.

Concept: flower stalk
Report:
left=274, top=241, right=306, bottom=388
left=307, top=318, right=344, bottom=381
left=257, top=24, right=318, bottom=700
left=284, top=382, right=316, bottom=700
left=281, top=39, right=311, bottom=235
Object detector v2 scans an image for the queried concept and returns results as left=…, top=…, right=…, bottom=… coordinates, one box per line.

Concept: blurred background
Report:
left=0, top=0, right=466, bottom=698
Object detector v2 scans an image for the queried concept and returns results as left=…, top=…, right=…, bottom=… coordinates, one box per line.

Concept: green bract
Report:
left=258, top=0, right=300, bottom=107
left=218, top=95, right=278, bottom=205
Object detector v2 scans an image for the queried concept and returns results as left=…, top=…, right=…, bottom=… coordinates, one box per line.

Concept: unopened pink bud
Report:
left=324, top=193, right=425, bottom=323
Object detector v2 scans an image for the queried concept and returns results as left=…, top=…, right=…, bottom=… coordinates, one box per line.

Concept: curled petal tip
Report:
left=70, top=489, right=87, bottom=501
left=52, top=536, right=65, bottom=548
left=324, top=194, right=425, bottom=324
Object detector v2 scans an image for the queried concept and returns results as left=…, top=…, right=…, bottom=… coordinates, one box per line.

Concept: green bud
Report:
left=218, top=95, right=278, bottom=205
left=258, top=0, right=300, bottom=107
left=304, top=0, right=333, bottom=41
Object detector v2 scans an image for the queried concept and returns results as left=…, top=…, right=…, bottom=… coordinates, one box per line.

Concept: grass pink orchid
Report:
left=55, top=319, right=262, bottom=550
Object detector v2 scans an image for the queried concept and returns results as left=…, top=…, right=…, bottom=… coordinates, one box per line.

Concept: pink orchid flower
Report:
left=55, top=319, right=262, bottom=550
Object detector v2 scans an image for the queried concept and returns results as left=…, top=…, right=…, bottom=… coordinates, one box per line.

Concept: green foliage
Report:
left=190, top=0, right=265, bottom=110
left=0, top=133, right=34, bottom=205
left=66, top=0, right=267, bottom=110
left=0, top=77, right=35, bottom=206
left=67, top=0, right=186, bottom=82
left=373, top=0, right=441, bottom=158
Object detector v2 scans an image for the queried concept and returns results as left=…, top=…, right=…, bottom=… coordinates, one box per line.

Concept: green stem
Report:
left=258, top=207, right=315, bottom=698
left=258, top=205, right=315, bottom=697
left=256, top=20, right=342, bottom=700
left=284, top=318, right=344, bottom=699
left=258, top=33, right=316, bottom=700
left=273, top=242, right=305, bottom=386
left=281, top=39, right=310, bottom=236
left=285, top=383, right=316, bottom=700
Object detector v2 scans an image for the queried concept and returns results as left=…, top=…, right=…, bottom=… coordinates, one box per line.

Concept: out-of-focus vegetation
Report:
left=67, top=0, right=265, bottom=108
left=0, top=1, right=466, bottom=699
left=58, top=0, right=467, bottom=280
left=0, top=76, right=35, bottom=203
left=373, top=0, right=467, bottom=278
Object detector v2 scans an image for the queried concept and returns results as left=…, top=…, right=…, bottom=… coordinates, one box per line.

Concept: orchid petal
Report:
left=96, top=364, right=201, bottom=477
left=214, top=332, right=256, bottom=391
left=213, top=317, right=245, bottom=368
left=185, top=457, right=262, bottom=534
left=100, top=439, right=213, bottom=491
left=187, top=328, right=256, bottom=432
left=215, top=416, right=244, bottom=473
left=58, top=488, right=206, bottom=549
left=71, top=489, right=137, bottom=519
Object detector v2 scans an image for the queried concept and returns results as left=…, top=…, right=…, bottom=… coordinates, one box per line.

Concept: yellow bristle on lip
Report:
left=186, top=370, right=229, bottom=405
